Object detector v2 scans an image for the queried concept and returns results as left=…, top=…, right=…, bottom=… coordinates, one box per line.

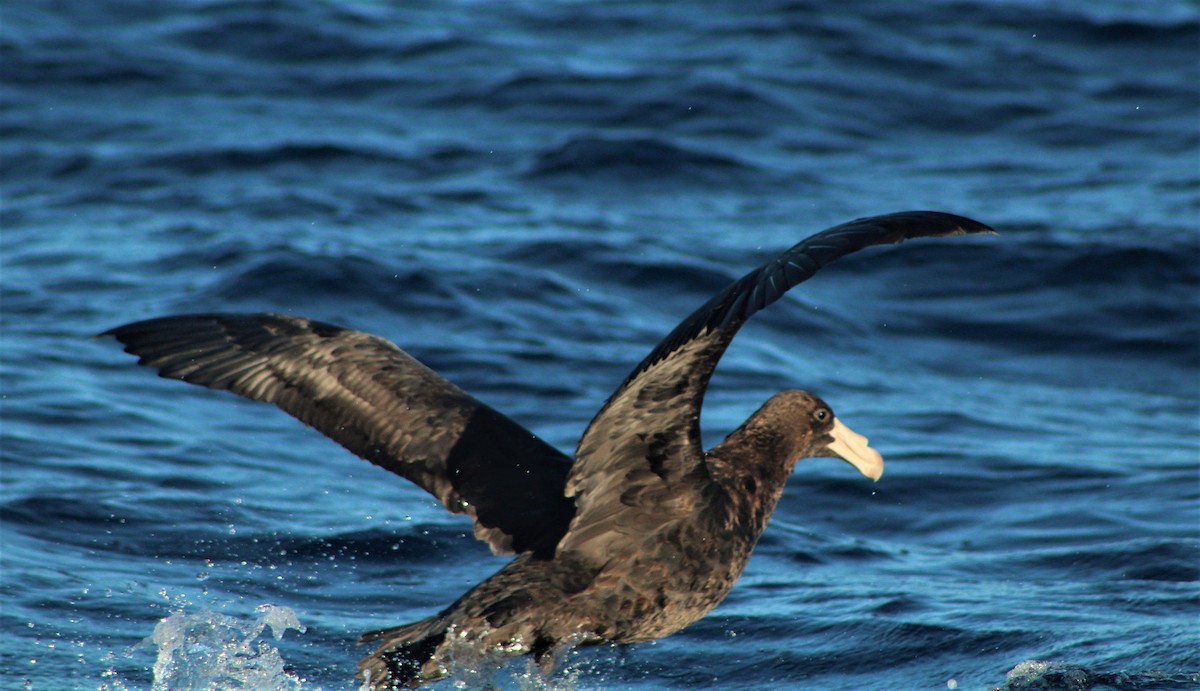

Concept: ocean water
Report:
left=2, top=1, right=1198, bottom=689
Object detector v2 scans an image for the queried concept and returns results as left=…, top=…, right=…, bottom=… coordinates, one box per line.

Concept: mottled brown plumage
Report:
left=100, top=211, right=994, bottom=689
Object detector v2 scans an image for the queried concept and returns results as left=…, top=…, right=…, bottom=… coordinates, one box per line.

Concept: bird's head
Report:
left=761, top=390, right=884, bottom=481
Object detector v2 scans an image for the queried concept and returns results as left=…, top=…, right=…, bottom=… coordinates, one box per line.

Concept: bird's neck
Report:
left=704, top=423, right=798, bottom=539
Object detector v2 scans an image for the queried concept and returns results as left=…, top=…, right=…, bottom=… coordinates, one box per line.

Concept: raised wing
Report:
left=100, top=313, right=574, bottom=557
left=559, top=211, right=995, bottom=564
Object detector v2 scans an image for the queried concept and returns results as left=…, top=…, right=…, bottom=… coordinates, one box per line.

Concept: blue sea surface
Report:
left=2, top=1, right=1198, bottom=689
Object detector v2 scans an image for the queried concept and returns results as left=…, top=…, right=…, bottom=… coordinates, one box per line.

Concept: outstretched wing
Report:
left=559, top=211, right=995, bottom=563
left=100, top=313, right=575, bottom=557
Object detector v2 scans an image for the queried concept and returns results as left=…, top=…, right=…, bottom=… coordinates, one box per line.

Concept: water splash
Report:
left=992, top=660, right=1200, bottom=691
left=408, top=627, right=583, bottom=690
left=145, top=605, right=306, bottom=690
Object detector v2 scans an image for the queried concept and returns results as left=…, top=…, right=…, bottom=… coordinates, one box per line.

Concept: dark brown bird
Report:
left=100, top=211, right=994, bottom=689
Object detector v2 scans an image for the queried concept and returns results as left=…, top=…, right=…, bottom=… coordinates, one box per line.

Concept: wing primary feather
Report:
left=619, top=211, right=995, bottom=386
left=100, top=312, right=575, bottom=557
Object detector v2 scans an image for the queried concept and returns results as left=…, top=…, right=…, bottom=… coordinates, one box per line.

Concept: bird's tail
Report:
left=357, top=616, right=448, bottom=690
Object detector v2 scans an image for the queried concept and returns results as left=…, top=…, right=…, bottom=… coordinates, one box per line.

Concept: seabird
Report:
left=100, top=211, right=994, bottom=688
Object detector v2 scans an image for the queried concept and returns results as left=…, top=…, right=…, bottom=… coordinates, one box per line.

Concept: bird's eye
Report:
left=814, top=408, right=830, bottom=422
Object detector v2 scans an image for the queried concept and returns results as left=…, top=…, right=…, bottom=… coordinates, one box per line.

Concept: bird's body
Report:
left=100, top=211, right=993, bottom=689
left=360, top=390, right=832, bottom=684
